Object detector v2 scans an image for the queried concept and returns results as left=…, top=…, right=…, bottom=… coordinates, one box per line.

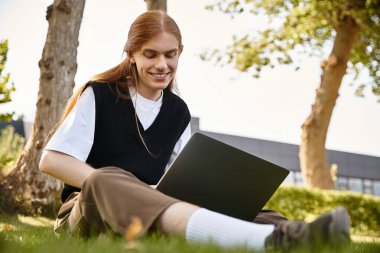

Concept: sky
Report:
left=0, top=0, right=379, bottom=158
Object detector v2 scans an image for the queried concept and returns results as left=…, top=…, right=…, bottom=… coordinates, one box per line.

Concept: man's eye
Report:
left=166, top=51, right=177, bottom=58
left=144, top=52, right=156, bottom=58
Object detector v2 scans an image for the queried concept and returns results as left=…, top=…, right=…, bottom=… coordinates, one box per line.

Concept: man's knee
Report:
left=83, top=167, right=117, bottom=192
left=83, top=166, right=136, bottom=191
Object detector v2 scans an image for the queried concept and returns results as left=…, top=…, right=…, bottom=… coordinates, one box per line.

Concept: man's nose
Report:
left=155, top=55, right=168, bottom=70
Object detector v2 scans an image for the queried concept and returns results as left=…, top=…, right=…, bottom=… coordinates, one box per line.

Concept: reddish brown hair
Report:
left=49, top=10, right=183, bottom=138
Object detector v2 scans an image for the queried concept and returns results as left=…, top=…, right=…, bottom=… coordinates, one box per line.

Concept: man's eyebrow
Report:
left=141, top=48, right=178, bottom=53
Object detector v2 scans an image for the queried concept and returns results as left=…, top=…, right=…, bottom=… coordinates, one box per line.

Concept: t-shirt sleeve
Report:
left=44, top=87, right=95, bottom=162
left=165, top=123, right=192, bottom=171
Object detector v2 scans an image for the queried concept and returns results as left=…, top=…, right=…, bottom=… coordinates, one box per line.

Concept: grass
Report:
left=1, top=214, right=380, bottom=253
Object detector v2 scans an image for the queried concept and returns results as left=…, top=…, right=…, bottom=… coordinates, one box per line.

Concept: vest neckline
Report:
left=129, top=89, right=171, bottom=134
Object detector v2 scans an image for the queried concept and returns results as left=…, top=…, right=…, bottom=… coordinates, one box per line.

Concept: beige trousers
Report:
left=54, top=167, right=179, bottom=237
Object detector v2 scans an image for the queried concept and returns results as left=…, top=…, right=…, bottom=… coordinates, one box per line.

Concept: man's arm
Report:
left=39, top=150, right=95, bottom=188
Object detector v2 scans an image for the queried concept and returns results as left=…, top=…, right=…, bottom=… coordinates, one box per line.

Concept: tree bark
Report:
left=145, top=0, right=167, bottom=12
left=0, top=0, right=85, bottom=215
left=299, top=17, right=360, bottom=189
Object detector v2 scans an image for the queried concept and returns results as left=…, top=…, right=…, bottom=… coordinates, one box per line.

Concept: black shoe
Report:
left=264, top=207, right=351, bottom=251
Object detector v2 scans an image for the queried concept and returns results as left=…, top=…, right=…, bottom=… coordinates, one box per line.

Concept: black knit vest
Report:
left=61, top=82, right=191, bottom=202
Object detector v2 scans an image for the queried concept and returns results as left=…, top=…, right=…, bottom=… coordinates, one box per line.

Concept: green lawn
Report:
left=1, top=214, right=379, bottom=253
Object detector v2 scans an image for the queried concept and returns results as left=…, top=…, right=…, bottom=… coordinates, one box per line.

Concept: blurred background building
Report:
left=189, top=118, right=380, bottom=196
left=2, top=118, right=379, bottom=196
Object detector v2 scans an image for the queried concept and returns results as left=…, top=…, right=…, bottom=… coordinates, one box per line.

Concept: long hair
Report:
left=48, top=11, right=183, bottom=139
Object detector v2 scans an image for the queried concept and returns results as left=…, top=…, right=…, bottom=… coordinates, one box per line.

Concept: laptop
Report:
left=156, top=132, right=289, bottom=221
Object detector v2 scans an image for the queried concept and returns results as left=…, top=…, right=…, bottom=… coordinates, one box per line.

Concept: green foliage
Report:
left=0, top=125, right=25, bottom=175
left=0, top=39, right=15, bottom=121
left=265, top=185, right=380, bottom=237
left=204, top=0, right=380, bottom=99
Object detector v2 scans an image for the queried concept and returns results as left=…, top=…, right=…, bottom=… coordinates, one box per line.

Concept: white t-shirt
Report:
left=44, top=86, right=192, bottom=170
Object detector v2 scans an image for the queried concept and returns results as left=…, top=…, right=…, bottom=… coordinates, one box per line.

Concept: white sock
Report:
left=185, top=208, right=274, bottom=250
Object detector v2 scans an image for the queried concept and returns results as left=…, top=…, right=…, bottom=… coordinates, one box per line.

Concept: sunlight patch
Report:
left=0, top=223, right=16, bottom=231
left=352, top=235, right=380, bottom=243
left=17, top=215, right=54, bottom=227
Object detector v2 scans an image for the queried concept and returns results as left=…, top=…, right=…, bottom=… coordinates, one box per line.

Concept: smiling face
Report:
left=130, top=32, right=180, bottom=101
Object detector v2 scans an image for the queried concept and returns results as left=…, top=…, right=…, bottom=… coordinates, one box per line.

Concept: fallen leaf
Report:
left=125, top=216, right=143, bottom=241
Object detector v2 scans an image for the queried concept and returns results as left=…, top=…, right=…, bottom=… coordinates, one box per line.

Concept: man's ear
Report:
left=127, top=51, right=135, bottom=63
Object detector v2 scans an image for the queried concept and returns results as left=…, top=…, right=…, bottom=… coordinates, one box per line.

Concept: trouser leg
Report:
left=54, top=166, right=179, bottom=237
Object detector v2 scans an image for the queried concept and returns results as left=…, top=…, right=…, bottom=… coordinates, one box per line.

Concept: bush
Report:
left=265, top=185, right=380, bottom=237
left=0, top=125, right=24, bottom=175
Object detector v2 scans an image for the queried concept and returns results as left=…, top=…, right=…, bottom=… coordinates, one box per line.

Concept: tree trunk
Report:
left=0, top=0, right=85, bottom=215
left=145, top=0, right=167, bottom=12
left=299, top=17, right=360, bottom=189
